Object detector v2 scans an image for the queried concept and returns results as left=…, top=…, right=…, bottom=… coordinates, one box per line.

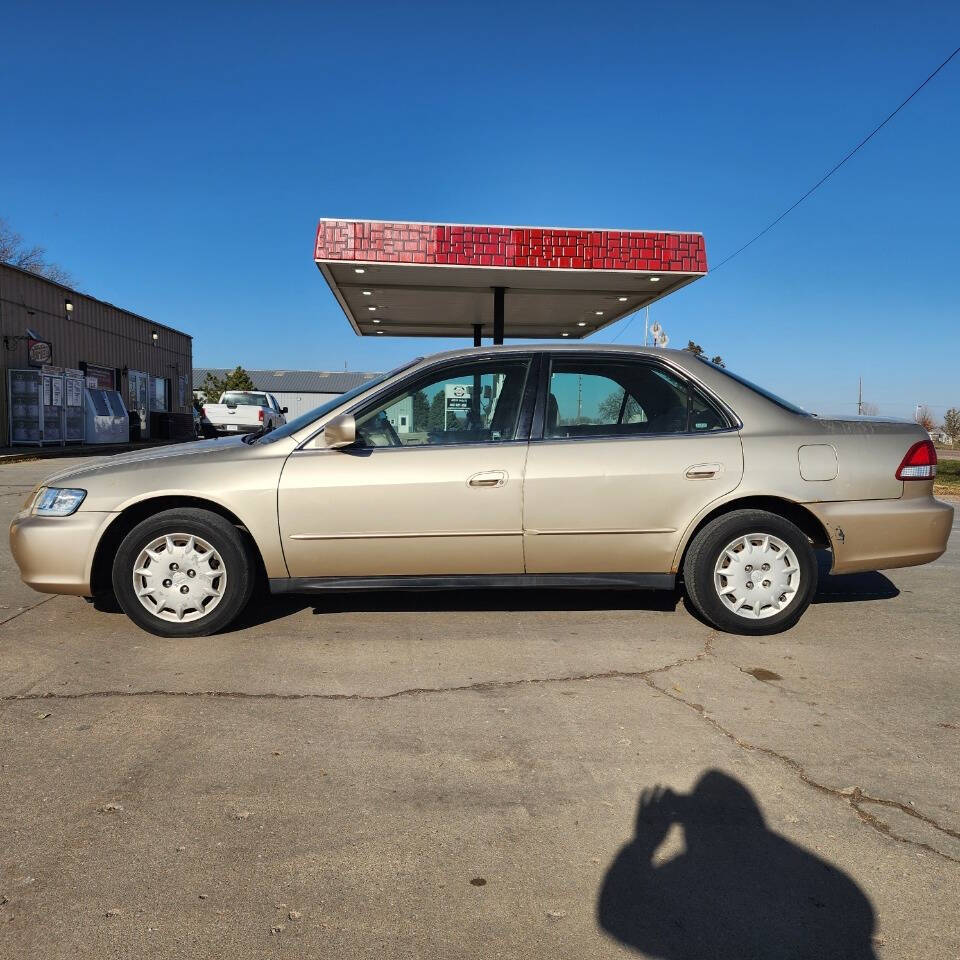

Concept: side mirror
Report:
left=281, top=406, right=288, bottom=414
left=324, top=413, right=356, bottom=449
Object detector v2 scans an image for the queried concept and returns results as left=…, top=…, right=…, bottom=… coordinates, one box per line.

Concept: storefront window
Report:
left=150, top=376, right=169, bottom=412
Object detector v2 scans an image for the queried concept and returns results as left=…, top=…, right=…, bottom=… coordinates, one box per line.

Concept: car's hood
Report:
left=41, top=437, right=249, bottom=487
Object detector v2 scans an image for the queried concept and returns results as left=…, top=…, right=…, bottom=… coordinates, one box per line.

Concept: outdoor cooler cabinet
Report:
left=8, top=368, right=87, bottom=446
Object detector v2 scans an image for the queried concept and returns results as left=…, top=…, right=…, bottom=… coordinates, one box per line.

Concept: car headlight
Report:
left=32, top=487, right=86, bottom=517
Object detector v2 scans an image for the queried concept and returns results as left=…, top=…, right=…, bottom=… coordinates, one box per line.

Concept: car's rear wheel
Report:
left=112, top=508, right=254, bottom=637
left=682, top=509, right=817, bottom=635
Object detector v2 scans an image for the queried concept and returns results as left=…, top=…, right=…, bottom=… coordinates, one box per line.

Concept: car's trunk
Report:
left=802, top=417, right=928, bottom=501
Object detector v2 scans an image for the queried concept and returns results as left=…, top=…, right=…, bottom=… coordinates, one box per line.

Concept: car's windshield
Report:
left=253, top=359, right=423, bottom=445
left=695, top=356, right=811, bottom=416
left=221, top=393, right=267, bottom=406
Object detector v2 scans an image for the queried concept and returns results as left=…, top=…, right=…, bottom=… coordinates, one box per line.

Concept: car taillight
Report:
left=896, top=439, right=937, bottom=480
left=258, top=409, right=264, bottom=422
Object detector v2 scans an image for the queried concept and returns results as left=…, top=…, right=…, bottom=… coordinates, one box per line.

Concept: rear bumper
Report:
left=213, top=424, right=261, bottom=435
left=807, top=495, right=954, bottom=574
left=8, top=510, right=114, bottom=596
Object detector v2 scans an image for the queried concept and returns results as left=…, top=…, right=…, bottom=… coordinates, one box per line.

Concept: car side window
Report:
left=689, top=385, right=728, bottom=432
left=545, top=358, right=727, bottom=438
left=354, top=359, right=530, bottom=448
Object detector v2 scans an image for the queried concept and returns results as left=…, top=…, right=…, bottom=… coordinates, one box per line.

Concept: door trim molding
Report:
left=289, top=530, right=518, bottom=541
left=269, top=572, right=676, bottom=594
left=525, top=527, right=676, bottom=536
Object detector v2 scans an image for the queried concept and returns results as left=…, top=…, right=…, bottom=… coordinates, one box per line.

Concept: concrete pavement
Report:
left=1, top=457, right=957, bottom=958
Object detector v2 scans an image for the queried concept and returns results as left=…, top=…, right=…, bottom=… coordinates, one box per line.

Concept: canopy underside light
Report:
left=314, top=219, right=707, bottom=341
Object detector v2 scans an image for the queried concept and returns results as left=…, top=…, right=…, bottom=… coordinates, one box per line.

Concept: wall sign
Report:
left=83, top=364, right=116, bottom=390
left=28, top=339, right=53, bottom=367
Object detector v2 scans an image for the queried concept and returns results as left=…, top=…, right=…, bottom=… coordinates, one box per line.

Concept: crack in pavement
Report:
left=0, top=637, right=715, bottom=706
left=3, top=630, right=956, bottom=864
left=639, top=670, right=960, bottom=865
left=0, top=594, right=55, bottom=627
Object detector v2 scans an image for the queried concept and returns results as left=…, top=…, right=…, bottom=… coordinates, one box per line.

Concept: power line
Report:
left=606, top=42, right=960, bottom=344
left=710, top=43, right=960, bottom=273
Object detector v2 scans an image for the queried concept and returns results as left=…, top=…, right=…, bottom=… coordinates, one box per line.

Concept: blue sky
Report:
left=1, top=1, right=958, bottom=420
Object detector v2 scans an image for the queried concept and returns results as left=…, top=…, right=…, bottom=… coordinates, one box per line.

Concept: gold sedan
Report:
left=10, top=346, right=953, bottom=637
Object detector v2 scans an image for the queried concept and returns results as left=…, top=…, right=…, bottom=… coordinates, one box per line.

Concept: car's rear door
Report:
left=522, top=353, right=743, bottom=574
left=278, top=354, right=538, bottom=578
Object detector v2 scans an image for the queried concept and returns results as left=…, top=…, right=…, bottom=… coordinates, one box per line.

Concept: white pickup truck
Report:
left=202, top=391, right=288, bottom=436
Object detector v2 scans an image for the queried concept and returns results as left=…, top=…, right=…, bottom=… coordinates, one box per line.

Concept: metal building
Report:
left=0, top=262, right=193, bottom=445
left=193, top=368, right=381, bottom=421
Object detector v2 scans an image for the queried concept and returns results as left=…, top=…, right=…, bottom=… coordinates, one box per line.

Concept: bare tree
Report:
left=0, top=217, right=73, bottom=286
left=914, top=405, right=935, bottom=433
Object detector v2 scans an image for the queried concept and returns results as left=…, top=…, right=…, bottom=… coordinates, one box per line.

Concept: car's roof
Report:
left=416, top=342, right=692, bottom=363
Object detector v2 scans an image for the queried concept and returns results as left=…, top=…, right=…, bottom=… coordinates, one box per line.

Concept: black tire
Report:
left=682, top=509, right=817, bottom=635
left=112, top=508, right=255, bottom=637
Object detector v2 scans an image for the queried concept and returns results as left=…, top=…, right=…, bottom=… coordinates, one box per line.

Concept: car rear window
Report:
left=221, top=393, right=267, bottom=406
left=695, top=357, right=810, bottom=416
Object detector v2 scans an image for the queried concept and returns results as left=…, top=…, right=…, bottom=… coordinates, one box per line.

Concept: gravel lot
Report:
left=1, top=456, right=958, bottom=959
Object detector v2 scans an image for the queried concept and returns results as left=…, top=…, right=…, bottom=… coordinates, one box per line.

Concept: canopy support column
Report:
left=493, top=286, right=505, bottom=345
left=472, top=324, right=482, bottom=347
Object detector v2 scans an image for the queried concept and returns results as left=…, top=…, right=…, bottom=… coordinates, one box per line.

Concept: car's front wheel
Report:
left=112, top=508, right=255, bottom=637
left=682, top=509, right=817, bottom=635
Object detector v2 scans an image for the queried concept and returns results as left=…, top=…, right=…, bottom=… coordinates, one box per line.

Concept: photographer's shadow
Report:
left=598, top=770, right=877, bottom=959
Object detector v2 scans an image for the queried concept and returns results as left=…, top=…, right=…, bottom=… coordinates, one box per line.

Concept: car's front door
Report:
left=523, top=353, right=743, bottom=574
left=278, top=355, right=536, bottom=578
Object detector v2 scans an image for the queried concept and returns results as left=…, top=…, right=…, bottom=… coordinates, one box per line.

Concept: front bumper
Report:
left=807, top=494, right=954, bottom=574
left=9, top=510, right=115, bottom=596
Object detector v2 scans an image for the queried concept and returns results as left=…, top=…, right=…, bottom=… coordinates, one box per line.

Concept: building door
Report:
left=128, top=370, right=150, bottom=439
left=277, top=356, right=535, bottom=578
left=523, top=354, right=743, bottom=574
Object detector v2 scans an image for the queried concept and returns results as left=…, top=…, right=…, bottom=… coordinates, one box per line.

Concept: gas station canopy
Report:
left=314, top=219, right=707, bottom=342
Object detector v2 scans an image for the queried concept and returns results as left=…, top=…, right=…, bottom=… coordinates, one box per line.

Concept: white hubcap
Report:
left=713, top=533, right=800, bottom=620
left=132, top=533, right=227, bottom=623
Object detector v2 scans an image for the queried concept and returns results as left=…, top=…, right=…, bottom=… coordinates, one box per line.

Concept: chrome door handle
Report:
left=685, top=462, right=721, bottom=479
left=468, top=470, right=507, bottom=488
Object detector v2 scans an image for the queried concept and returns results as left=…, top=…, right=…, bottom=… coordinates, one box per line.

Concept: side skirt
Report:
left=269, top=573, right=676, bottom=595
